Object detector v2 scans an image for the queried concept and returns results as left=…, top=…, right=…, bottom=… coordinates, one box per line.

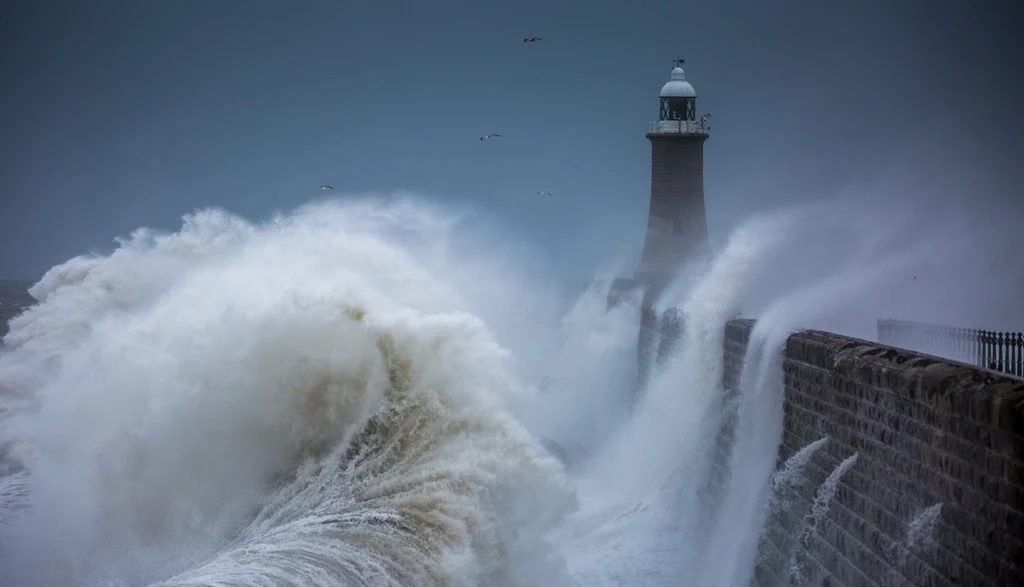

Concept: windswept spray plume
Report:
left=736, top=187, right=1024, bottom=337
left=549, top=214, right=796, bottom=586
left=510, top=278, right=643, bottom=459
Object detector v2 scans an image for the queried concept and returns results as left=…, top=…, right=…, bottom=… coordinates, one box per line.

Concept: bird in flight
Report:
left=524, top=37, right=542, bottom=43
left=480, top=133, right=501, bottom=141
left=320, top=185, right=334, bottom=190
left=537, top=191, right=552, bottom=197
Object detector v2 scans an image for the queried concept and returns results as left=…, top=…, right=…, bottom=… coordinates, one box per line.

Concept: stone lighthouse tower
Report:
left=635, top=58, right=710, bottom=289
left=611, top=59, right=711, bottom=392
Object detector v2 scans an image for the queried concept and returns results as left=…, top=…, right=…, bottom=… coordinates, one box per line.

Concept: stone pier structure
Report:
left=721, top=319, right=1024, bottom=586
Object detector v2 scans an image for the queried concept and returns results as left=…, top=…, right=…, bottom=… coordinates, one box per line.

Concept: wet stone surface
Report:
left=724, top=319, right=1023, bottom=587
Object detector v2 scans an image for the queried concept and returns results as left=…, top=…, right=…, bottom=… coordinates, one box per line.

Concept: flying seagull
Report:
left=320, top=185, right=334, bottom=190
left=524, top=37, right=542, bottom=43
left=537, top=191, right=552, bottom=197
left=480, top=133, right=501, bottom=141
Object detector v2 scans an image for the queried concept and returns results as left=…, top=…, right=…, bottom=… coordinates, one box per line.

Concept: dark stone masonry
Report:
left=724, top=318, right=1024, bottom=587
left=635, top=133, right=710, bottom=276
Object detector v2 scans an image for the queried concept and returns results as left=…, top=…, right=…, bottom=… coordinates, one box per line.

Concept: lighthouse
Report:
left=636, top=58, right=711, bottom=287
left=609, top=58, right=712, bottom=392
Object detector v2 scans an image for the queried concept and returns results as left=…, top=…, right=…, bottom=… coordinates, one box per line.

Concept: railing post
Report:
left=987, top=330, right=992, bottom=370
left=977, top=330, right=988, bottom=370
left=1015, top=333, right=1024, bottom=377
left=1002, top=331, right=1009, bottom=375
left=1011, top=332, right=1019, bottom=377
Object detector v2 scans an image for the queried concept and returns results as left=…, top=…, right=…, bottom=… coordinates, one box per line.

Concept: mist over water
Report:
left=0, top=190, right=1018, bottom=586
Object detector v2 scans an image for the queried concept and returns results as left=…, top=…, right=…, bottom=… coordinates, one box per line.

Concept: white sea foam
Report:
left=0, top=197, right=579, bottom=586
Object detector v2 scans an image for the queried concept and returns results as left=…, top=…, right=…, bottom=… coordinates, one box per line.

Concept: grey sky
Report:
left=1, top=0, right=1021, bottom=283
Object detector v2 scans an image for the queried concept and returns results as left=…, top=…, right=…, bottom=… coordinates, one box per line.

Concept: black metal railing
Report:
left=877, top=319, right=1024, bottom=378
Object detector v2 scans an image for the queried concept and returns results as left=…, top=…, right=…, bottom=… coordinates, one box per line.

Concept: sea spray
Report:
left=616, top=212, right=795, bottom=501
left=883, top=502, right=944, bottom=587
left=788, top=452, right=860, bottom=586
left=904, top=503, right=942, bottom=558
left=510, top=277, right=642, bottom=461
left=683, top=201, right=943, bottom=587
left=746, top=437, right=830, bottom=585
left=551, top=213, right=795, bottom=586
left=692, top=320, right=792, bottom=587
left=0, top=470, right=29, bottom=533
left=771, top=437, right=829, bottom=498
left=735, top=198, right=945, bottom=341
left=0, top=199, right=581, bottom=587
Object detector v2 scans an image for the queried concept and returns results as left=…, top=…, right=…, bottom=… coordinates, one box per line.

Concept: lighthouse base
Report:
left=607, top=274, right=687, bottom=402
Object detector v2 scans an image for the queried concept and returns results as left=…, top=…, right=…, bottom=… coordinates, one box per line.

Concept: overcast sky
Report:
left=1, top=0, right=1021, bottom=282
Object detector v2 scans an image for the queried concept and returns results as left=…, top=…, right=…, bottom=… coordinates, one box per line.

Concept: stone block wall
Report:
left=723, top=319, right=1024, bottom=587
left=638, top=134, right=709, bottom=270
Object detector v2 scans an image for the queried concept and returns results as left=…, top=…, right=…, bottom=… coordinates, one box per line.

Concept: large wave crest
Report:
left=0, top=197, right=580, bottom=586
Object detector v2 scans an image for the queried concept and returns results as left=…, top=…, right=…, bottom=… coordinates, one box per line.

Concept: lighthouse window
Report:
left=660, top=97, right=696, bottom=121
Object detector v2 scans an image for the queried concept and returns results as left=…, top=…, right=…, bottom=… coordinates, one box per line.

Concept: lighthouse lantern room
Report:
left=654, top=59, right=705, bottom=134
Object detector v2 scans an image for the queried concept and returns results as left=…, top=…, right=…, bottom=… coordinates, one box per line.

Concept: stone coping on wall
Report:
left=724, top=319, right=1024, bottom=440
left=788, top=328, right=1024, bottom=441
